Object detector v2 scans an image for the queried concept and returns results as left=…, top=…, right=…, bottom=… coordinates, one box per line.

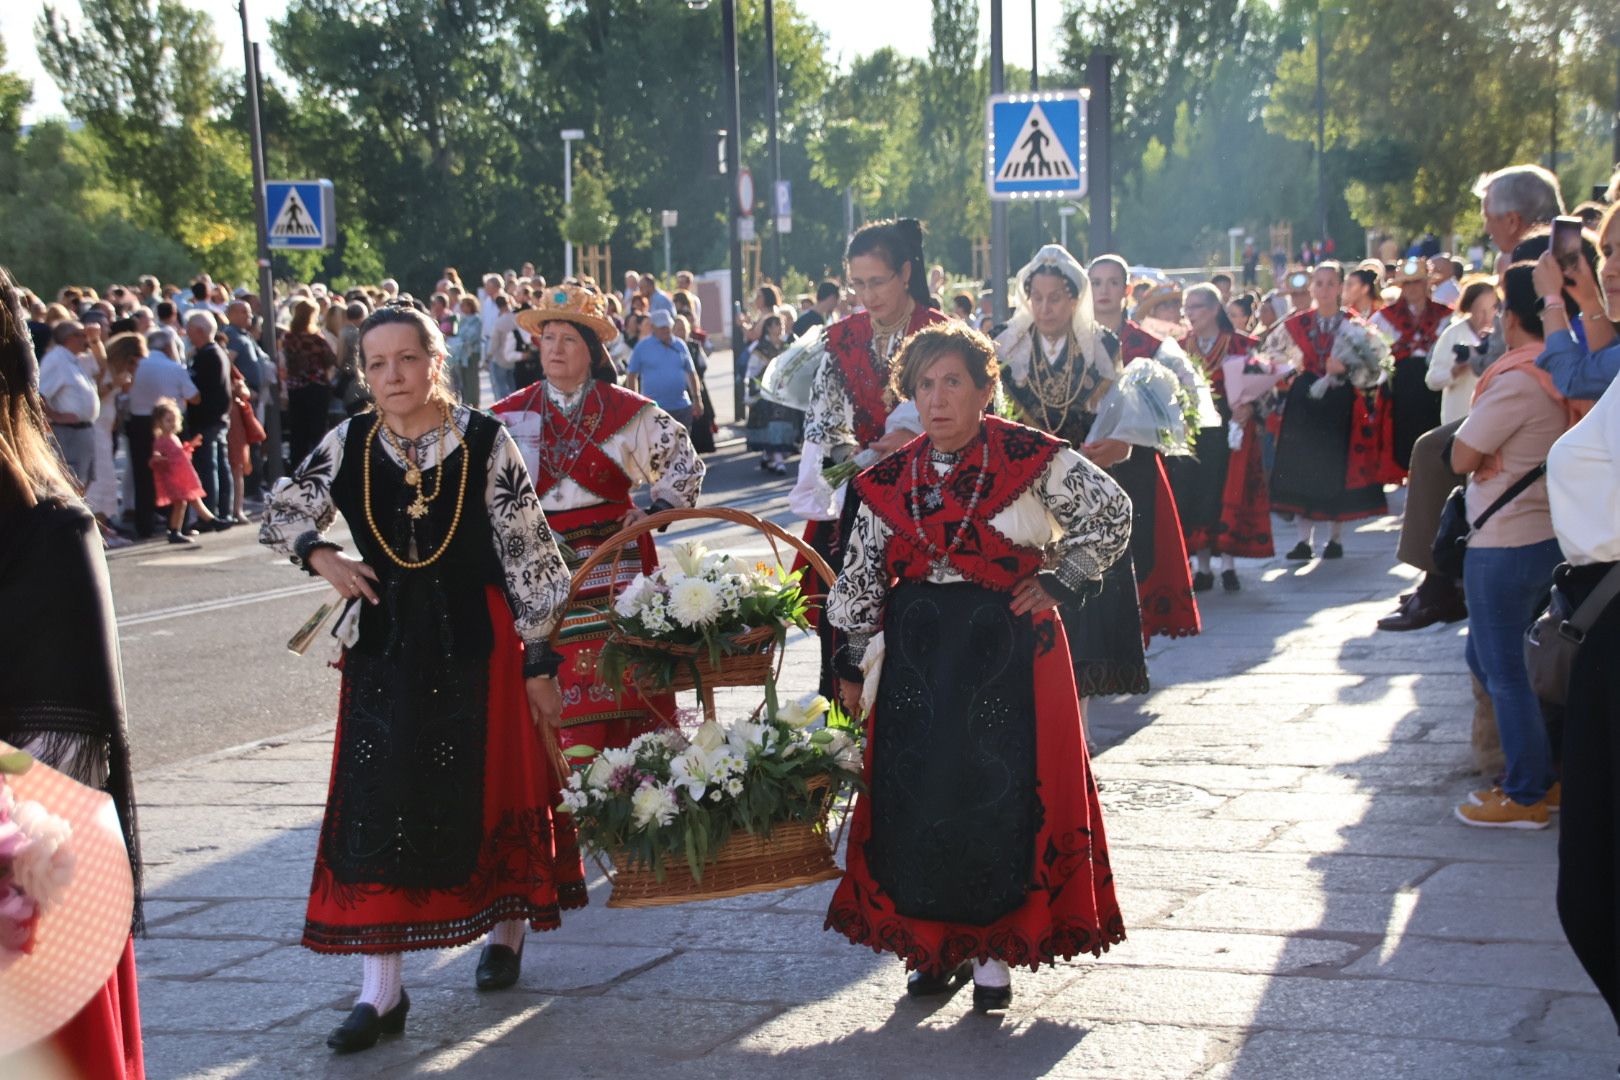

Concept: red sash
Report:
left=1376, top=300, right=1450, bottom=361
left=855, top=417, right=1062, bottom=591
left=527, top=384, right=648, bottom=503
left=825, top=306, right=947, bottom=445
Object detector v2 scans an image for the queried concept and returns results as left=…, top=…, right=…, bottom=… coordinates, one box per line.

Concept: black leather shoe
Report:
left=1285, top=541, right=1313, bottom=561
left=475, top=943, right=523, bottom=991
left=1322, top=540, right=1344, bottom=559
left=1192, top=571, right=1214, bottom=592
left=907, top=961, right=971, bottom=997
left=326, top=990, right=409, bottom=1053
left=1221, top=569, right=1241, bottom=593
left=972, top=982, right=1013, bottom=1013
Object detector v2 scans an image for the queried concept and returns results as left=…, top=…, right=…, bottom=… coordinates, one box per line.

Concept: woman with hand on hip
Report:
left=260, top=301, right=582, bottom=1053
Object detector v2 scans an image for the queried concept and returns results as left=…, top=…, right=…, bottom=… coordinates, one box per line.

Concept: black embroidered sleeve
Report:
left=259, top=421, right=348, bottom=566
left=1042, top=447, right=1132, bottom=583
left=826, top=504, right=891, bottom=646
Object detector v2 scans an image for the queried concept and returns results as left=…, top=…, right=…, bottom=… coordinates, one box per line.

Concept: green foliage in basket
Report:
left=558, top=692, right=863, bottom=882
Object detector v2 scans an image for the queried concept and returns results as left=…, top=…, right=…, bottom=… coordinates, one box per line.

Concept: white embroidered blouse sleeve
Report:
left=623, top=404, right=705, bottom=509
left=259, top=420, right=350, bottom=569
left=1040, top=446, right=1133, bottom=592
left=485, top=426, right=571, bottom=667
left=826, top=502, right=892, bottom=659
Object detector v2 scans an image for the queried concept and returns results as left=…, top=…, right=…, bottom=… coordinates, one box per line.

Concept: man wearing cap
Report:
left=1370, top=257, right=1452, bottom=478
left=628, top=308, right=703, bottom=431
left=38, top=320, right=100, bottom=490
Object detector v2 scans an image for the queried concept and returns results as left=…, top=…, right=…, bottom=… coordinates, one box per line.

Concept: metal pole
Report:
left=1086, top=51, right=1112, bottom=257
left=563, top=138, right=574, bottom=280
left=990, top=0, right=1009, bottom=323
left=721, top=0, right=746, bottom=416
left=1060, top=211, right=1067, bottom=250
left=1314, top=2, right=1327, bottom=246
left=1031, top=0, right=1042, bottom=245
left=239, top=1, right=280, bottom=481
left=764, top=0, right=783, bottom=281
left=664, top=221, right=672, bottom=279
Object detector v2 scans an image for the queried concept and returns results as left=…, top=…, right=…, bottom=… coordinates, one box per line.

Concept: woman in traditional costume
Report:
left=994, top=244, right=1147, bottom=696
left=790, top=218, right=947, bottom=697
left=1085, top=255, right=1203, bottom=642
left=0, top=265, right=145, bottom=1079
left=1172, top=283, right=1273, bottom=592
left=490, top=285, right=704, bottom=754
left=826, top=323, right=1130, bottom=1012
left=260, top=302, right=581, bottom=1053
left=1263, top=261, right=1389, bottom=559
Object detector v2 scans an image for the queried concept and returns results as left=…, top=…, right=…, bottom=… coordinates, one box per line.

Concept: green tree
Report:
left=36, top=0, right=254, bottom=276
left=565, top=168, right=619, bottom=248
left=912, top=0, right=990, bottom=271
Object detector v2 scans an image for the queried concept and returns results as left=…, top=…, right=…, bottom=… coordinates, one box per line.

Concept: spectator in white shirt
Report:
left=37, top=320, right=99, bottom=489
left=1426, top=279, right=1499, bottom=424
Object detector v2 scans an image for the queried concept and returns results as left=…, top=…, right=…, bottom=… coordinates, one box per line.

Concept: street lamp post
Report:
left=561, top=129, right=584, bottom=279
left=1314, top=2, right=1327, bottom=247
left=989, top=0, right=1009, bottom=323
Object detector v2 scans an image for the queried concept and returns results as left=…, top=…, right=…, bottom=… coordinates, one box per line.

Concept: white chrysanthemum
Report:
left=613, top=575, right=653, bottom=617
left=724, top=777, right=745, bottom=798
left=669, top=577, right=723, bottom=626
left=10, top=801, right=74, bottom=910
left=558, top=789, right=589, bottom=813
left=630, top=784, right=680, bottom=830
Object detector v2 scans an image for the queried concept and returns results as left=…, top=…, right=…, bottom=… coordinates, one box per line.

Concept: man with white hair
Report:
left=623, top=270, right=641, bottom=308
left=37, top=320, right=99, bottom=490
left=184, top=310, right=235, bottom=525
left=1474, top=164, right=1565, bottom=274
left=379, top=278, right=400, bottom=298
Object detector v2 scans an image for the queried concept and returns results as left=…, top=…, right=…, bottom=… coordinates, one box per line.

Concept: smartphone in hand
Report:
left=1551, top=215, right=1584, bottom=272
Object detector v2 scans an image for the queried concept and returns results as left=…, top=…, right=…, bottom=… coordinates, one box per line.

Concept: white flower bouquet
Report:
left=599, top=540, right=812, bottom=695
left=559, top=695, right=863, bottom=883
left=1311, top=320, right=1393, bottom=399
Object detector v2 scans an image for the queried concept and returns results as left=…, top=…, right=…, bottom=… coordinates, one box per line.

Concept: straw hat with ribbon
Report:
left=1132, top=281, right=1184, bottom=323
left=514, top=283, right=620, bottom=343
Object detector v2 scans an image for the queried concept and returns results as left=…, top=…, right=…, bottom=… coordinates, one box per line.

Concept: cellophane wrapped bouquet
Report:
left=0, top=751, right=76, bottom=963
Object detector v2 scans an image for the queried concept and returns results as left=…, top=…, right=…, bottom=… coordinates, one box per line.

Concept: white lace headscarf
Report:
left=995, top=244, right=1117, bottom=384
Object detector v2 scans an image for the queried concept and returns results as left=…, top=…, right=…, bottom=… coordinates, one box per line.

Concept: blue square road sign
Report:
left=265, top=180, right=336, bottom=249
left=986, top=93, right=1088, bottom=201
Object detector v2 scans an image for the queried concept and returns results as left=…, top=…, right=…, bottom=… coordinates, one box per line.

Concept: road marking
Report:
left=117, top=582, right=330, bottom=628
left=134, top=554, right=241, bottom=567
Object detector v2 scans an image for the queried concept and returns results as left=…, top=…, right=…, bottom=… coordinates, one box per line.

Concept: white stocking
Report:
left=1295, top=519, right=1313, bottom=545
left=1195, top=549, right=1212, bottom=574
left=359, top=953, right=402, bottom=1013
left=972, top=958, right=1011, bottom=987
left=487, top=918, right=526, bottom=952
left=1221, top=553, right=1236, bottom=573
left=1329, top=521, right=1344, bottom=543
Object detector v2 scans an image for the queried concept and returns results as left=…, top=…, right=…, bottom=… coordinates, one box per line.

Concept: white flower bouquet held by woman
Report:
left=558, top=695, right=863, bottom=885
left=1310, top=320, right=1394, bottom=399
left=597, top=540, right=813, bottom=696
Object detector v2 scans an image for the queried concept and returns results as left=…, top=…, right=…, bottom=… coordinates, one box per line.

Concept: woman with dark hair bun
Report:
left=788, top=217, right=946, bottom=699
left=491, top=285, right=705, bottom=757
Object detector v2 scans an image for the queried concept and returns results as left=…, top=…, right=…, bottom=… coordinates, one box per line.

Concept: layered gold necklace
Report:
left=363, top=406, right=469, bottom=570
left=1025, top=333, right=1088, bottom=418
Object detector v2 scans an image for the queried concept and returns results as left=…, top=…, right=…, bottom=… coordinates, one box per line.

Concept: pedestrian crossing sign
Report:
left=986, top=92, right=1087, bottom=201
left=265, top=180, right=336, bottom=249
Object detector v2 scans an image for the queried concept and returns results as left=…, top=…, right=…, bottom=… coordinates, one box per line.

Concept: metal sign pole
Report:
left=239, top=0, right=281, bottom=482
left=989, top=0, right=1009, bottom=324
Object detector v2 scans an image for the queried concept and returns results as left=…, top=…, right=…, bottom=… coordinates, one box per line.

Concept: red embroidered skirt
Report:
left=549, top=503, right=673, bottom=754
left=302, top=586, right=586, bottom=954
left=1217, top=418, right=1274, bottom=558
left=1118, top=450, right=1201, bottom=643
left=826, top=611, right=1125, bottom=974
left=45, top=936, right=144, bottom=1079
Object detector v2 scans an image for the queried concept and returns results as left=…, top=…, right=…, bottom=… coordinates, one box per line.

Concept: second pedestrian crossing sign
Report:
left=986, top=92, right=1087, bottom=201
left=265, top=179, right=336, bottom=249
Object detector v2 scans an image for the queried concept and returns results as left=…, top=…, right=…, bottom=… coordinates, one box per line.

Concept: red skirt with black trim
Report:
left=302, top=587, right=586, bottom=954
left=825, top=611, right=1125, bottom=974
left=549, top=502, right=674, bottom=754
left=1116, top=450, right=1201, bottom=643
left=1217, top=418, right=1274, bottom=558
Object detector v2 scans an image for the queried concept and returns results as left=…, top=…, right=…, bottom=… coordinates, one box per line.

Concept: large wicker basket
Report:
left=550, top=507, right=845, bottom=906
left=605, top=778, right=841, bottom=908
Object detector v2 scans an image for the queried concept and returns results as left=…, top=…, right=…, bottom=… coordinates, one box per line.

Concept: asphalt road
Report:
left=109, top=351, right=800, bottom=773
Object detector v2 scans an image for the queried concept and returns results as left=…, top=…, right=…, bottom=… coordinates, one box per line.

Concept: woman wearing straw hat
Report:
left=492, top=284, right=705, bottom=756
left=260, top=300, right=582, bottom=1052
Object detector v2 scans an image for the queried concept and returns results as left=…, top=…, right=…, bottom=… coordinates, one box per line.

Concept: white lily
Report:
left=778, top=693, right=830, bottom=729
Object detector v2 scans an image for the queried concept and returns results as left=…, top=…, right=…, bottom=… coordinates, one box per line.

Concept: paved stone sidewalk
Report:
left=129, top=516, right=1618, bottom=1078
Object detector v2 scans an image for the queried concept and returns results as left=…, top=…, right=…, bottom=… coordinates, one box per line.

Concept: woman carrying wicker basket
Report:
left=826, top=323, right=1131, bottom=1013
left=491, top=284, right=704, bottom=753
left=260, top=302, right=582, bottom=1053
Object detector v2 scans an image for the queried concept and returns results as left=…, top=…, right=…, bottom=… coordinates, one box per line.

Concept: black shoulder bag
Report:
left=1431, top=462, right=1547, bottom=581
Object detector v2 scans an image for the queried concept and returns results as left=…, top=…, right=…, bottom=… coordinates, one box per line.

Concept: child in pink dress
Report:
left=150, top=398, right=221, bottom=544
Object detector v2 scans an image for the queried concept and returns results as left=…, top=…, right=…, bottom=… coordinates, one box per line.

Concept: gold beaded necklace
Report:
left=363, top=408, right=469, bottom=570
left=1025, top=332, right=1088, bottom=419
left=377, top=409, right=449, bottom=519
